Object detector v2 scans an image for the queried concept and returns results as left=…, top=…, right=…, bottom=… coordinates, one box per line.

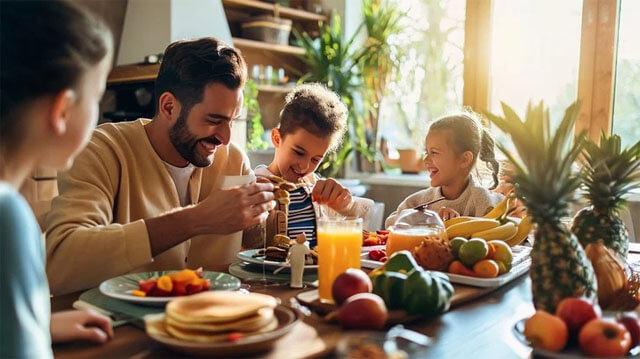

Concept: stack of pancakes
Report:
left=161, top=291, right=279, bottom=343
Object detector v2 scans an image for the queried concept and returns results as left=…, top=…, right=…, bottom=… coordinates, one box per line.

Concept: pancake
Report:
left=165, top=316, right=279, bottom=343
left=165, top=307, right=274, bottom=333
left=166, top=291, right=278, bottom=324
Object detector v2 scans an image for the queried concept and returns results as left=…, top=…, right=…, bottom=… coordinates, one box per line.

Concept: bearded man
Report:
left=45, top=38, right=276, bottom=295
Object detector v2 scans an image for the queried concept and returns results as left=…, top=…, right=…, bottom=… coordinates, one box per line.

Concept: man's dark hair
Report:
left=154, top=38, right=247, bottom=114
left=0, top=0, right=113, bottom=151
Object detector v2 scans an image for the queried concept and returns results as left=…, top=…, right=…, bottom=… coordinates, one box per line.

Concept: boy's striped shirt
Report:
left=287, top=187, right=317, bottom=247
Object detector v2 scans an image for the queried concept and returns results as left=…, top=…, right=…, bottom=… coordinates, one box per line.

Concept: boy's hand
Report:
left=312, top=178, right=351, bottom=212
left=50, top=310, right=113, bottom=344
left=438, top=207, right=460, bottom=221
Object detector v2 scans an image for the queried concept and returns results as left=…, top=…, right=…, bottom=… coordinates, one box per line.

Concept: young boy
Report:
left=245, top=83, right=373, bottom=248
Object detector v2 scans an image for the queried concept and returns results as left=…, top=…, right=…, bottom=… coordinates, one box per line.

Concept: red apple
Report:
left=337, top=293, right=388, bottom=330
left=331, top=268, right=372, bottom=305
left=617, top=312, right=640, bottom=348
left=579, top=318, right=632, bottom=357
left=555, top=297, right=601, bottom=335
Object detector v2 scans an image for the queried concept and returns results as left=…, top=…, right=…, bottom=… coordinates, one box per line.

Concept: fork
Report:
left=413, top=197, right=446, bottom=211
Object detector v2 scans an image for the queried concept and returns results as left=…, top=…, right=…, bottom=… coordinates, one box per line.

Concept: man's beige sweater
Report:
left=45, top=119, right=250, bottom=295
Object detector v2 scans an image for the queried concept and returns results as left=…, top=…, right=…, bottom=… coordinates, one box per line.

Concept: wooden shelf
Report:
left=222, top=0, right=327, bottom=22
left=107, top=63, right=160, bottom=85
left=232, top=37, right=305, bottom=56
left=256, top=84, right=294, bottom=93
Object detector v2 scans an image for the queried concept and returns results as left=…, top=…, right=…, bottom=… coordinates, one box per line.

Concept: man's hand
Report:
left=50, top=310, right=113, bottom=344
left=193, top=182, right=276, bottom=234
left=312, top=178, right=351, bottom=211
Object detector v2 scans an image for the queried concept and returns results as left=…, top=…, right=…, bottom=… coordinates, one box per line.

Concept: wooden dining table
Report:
left=52, top=270, right=538, bottom=358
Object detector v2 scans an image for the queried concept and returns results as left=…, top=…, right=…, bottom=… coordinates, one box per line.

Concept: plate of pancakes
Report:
left=145, top=291, right=300, bottom=356
left=99, top=271, right=241, bottom=306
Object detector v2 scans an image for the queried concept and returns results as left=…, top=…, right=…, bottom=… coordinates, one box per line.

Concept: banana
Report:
left=446, top=218, right=500, bottom=238
left=504, top=215, right=533, bottom=246
left=444, top=216, right=474, bottom=228
left=471, top=222, right=517, bottom=241
left=483, top=196, right=510, bottom=219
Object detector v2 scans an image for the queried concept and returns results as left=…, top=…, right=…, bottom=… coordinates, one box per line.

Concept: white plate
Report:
left=145, top=305, right=300, bottom=357
left=99, top=271, right=241, bottom=306
left=361, top=245, right=532, bottom=288
left=237, top=249, right=318, bottom=271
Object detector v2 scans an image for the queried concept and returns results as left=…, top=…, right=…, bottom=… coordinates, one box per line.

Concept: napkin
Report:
left=74, top=288, right=163, bottom=328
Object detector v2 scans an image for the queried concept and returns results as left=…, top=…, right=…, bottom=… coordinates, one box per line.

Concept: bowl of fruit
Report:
left=515, top=297, right=640, bottom=358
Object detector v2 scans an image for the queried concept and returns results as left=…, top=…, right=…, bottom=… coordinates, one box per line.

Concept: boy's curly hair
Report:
left=278, top=83, right=348, bottom=152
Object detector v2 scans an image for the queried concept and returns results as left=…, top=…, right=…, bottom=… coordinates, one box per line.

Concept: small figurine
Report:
left=288, top=233, right=311, bottom=288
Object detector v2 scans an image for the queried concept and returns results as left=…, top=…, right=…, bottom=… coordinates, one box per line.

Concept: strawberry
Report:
left=227, top=332, right=243, bottom=342
left=138, top=279, right=157, bottom=294
left=368, top=249, right=386, bottom=261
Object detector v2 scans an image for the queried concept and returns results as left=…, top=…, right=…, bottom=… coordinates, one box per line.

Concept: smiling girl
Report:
left=385, top=114, right=504, bottom=227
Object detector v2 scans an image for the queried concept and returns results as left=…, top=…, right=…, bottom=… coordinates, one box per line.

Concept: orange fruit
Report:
left=157, top=275, right=174, bottom=292
left=486, top=242, right=496, bottom=259
left=488, top=240, right=513, bottom=270
left=473, top=259, right=500, bottom=278
left=170, top=269, right=198, bottom=284
left=131, top=290, right=146, bottom=297
left=448, top=260, right=476, bottom=276
left=524, top=310, right=568, bottom=352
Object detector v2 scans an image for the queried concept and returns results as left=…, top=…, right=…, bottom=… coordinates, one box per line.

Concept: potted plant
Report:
left=243, top=79, right=269, bottom=151
left=294, top=2, right=403, bottom=177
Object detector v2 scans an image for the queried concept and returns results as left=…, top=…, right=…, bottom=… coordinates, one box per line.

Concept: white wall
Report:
left=117, top=0, right=232, bottom=65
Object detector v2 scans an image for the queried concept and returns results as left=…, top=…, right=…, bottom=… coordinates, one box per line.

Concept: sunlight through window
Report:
left=612, top=0, right=640, bottom=148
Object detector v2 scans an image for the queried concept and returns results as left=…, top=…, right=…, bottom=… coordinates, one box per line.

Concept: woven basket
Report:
left=241, top=15, right=292, bottom=45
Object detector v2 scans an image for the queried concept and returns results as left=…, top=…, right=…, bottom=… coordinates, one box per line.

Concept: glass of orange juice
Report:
left=317, top=217, right=363, bottom=303
left=386, top=208, right=447, bottom=257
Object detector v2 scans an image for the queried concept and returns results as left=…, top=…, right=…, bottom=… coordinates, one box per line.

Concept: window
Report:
left=489, top=0, right=583, bottom=133
left=612, top=0, right=640, bottom=148
left=379, top=0, right=466, bottom=156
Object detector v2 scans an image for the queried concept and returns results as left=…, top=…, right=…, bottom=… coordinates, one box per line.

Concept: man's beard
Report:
left=169, top=108, right=219, bottom=167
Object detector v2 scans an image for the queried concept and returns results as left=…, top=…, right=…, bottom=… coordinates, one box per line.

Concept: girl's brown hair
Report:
left=0, top=0, right=113, bottom=153
left=428, top=113, right=500, bottom=189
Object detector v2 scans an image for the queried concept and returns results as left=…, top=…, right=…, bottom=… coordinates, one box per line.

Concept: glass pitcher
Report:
left=386, top=208, right=447, bottom=257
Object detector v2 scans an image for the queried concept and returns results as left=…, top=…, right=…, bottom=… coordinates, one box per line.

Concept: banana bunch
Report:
left=444, top=196, right=533, bottom=246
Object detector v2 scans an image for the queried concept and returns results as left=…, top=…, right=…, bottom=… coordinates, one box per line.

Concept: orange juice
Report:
left=317, top=218, right=362, bottom=303
left=386, top=227, right=447, bottom=257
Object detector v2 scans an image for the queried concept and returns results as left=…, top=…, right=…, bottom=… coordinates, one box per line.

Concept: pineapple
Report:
left=571, top=133, right=640, bottom=260
left=486, top=101, right=597, bottom=313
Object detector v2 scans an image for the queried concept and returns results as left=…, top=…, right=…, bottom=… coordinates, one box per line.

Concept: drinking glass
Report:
left=317, top=217, right=363, bottom=303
